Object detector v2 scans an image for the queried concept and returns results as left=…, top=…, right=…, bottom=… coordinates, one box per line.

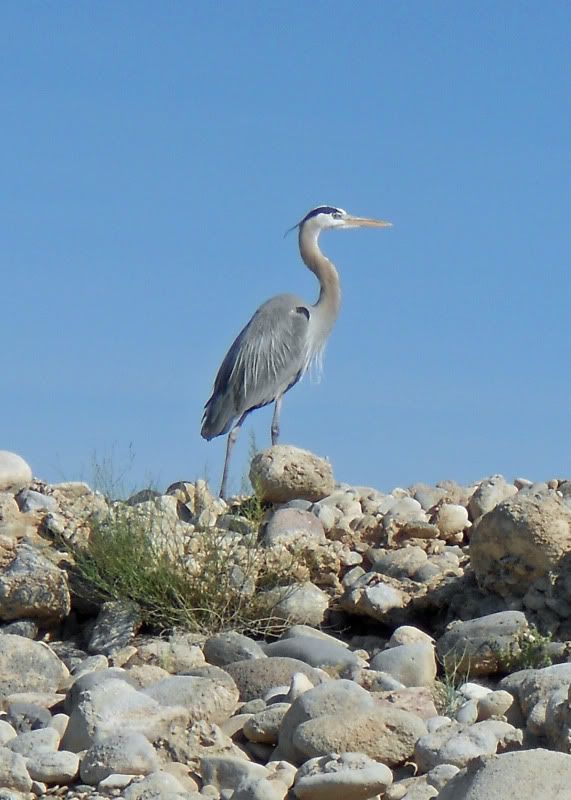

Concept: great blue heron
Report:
left=202, top=205, right=392, bottom=498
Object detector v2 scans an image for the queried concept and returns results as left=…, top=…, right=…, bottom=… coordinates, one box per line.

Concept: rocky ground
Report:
left=0, top=447, right=570, bottom=800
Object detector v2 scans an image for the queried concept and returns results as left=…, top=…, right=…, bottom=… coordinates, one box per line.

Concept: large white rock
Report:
left=0, top=453, right=32, bottom=494
left=250, top=446, right=334, bottom=504
left=0, top=636, right=68, bottom=696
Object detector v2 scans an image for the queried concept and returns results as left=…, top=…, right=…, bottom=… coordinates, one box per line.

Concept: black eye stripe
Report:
left=301, top=206, right=343, bottom=224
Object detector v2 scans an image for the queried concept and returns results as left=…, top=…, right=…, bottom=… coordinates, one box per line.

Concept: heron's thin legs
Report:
left=271, top=396, right=283, bottom=445
left=219, top=412, right=248, bottom=499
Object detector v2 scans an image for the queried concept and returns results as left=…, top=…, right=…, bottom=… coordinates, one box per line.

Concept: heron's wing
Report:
left=202, top=294, right=310, bottom=438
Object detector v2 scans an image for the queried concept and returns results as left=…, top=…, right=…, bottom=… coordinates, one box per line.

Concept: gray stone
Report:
left=263, top=508, right=326, bottom=547
left=225, top=657, right=322, bottom=702
left=294, top=752, right=393, bottom=800
left=80, top=732, right=159, bottom=785
left=0, top=545, right=70, bottom=622
left=292, top=704, right=427, bottom=767
left=0, top=636, right=68, bottom=696
left=340, top=573, right=408, bottom=623
left=5, top=701, right=52, bottom=733
left=0, top=723, right=16, bottom=747
left=243, top=703, right=290, bottom=744
left=122, top=771, right=188, bottom=800
left=0, top=453, right=32, bottom=494
left=142, top=675, right=238, bottom=725
left=435, top=504, right=470, bottom=538
left=436, top=749, right=571, bottom=800
left=259, top=582, right=330, bottom=627
left=0, top=621, right=38, bottom=639
left=62, top=678, right=189, bottom=752
left=436, top=611, right=530, bottom=676
left=369, top=547, right=428, bottom=580
left=0, top=748, right=32, bottom=792
left=250, top=446, right=335, bottom=504
left=476, top=690, right=514, bottom=720
left=414, top=719, right=522, bottom=772
left=233, top=776, right=289, bottom=800
left=468, top=475, right=517, bottom=519
left=274, top=680, right=426, bottom=764
left=370, top=643, right=436, bottom=687
left=263, top=638, right=362, bottom=670
left=203, top=631, right=266, bottom=667
left=200, top=755, right=269, bottom=790
left=87, top=600, right=142, bottom=656
left=426, top=763, right=460, bottom=791
left=15, top=490, right=57, bottom=513
left=64, top=667, right=137, bottom=712
left=25, top=750, right=79, bottom=784
left=8, top=727, right=60, bottom=756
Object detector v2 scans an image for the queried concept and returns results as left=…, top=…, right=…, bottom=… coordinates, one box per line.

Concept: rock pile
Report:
left=0, top=447, right=569, bottom=799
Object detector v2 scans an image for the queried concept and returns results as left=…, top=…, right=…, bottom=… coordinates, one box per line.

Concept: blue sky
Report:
left=2, top=2, right=569, bottom=495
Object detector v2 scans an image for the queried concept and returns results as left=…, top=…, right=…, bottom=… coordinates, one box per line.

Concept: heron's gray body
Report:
left=201, top=293, right=312, bottom=440
left=201, top=205, right=391, bottom=498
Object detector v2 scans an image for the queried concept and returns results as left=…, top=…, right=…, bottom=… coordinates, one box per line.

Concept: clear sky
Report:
left=2, top=2, right=569, bottom=495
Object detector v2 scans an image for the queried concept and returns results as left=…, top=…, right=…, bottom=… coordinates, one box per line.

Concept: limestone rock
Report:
left=225, top=657, right=322, bottom=702
left=0, top=544, right=70, bottom=622
left=414, top=719, right=522, bottom=772
left=294, top=752, right=393, bottom=800
left=25, top=750, right=79, bottom=784
left=0, top=454, right=32, bottom=494
left=263, top=508, right=326, bottom=547
left=0, top=636, right=68, bottom=697
left=292, top=704, right=427, bottom=767
left=122, top=771, right=188, bottom=800
left=0, top=748, right=32, bottom=792
left=370, top=643, right=436, bottom=687
left=142, top=674, right=239, bottom=725
left=264, top=637, right=362, bottom=670
left=470, top=493, right=571, bottom=598
left=436, top=611, right=530, bottom=676
left=203, top=631, right=266, bottom=667
left=260, top=582, right=330, bottom=627
left=250, top=446, right=334, bottom=504
left=243, top=703, right=290, bottom=744
left=62, top=678, right=189, bottom=751
left=468, top=476, right=517, bottom=519
left=436, top=749, right=571, bottom=800
left=80, top=731, right=159, bottom=784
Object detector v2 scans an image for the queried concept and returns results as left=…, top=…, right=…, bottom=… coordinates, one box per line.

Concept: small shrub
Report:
left=65, top=499, right=299, bottom=637
left=499, top=625, right=553, bottom=672
left=433, top=648, right=470, bottom=717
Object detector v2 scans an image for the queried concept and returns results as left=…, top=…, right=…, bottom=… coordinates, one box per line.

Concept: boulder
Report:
left=436, top=749, right=571, bottom=800
left=250, top=446, right=334, bottom=504
left=225, top=657, right=322, bottom=702
left=80, top=732, right=159, bottom=784
left=436, top=611, right=530, bottom=676
left=470, top=493, right=571, bottom=598
left=0, top=545, right=70, bottom=623
left=0, top=454, right=32, bottom=494
left=0, top=636, right=68, bottom=697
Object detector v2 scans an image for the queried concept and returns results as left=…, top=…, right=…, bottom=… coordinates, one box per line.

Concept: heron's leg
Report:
left=271, top=396, right=283, bottom=446
left=219, top=413, right=248, bottom=499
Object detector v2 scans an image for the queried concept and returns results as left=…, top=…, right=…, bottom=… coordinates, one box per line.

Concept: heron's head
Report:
left=287, top=205, right=392, bottom=236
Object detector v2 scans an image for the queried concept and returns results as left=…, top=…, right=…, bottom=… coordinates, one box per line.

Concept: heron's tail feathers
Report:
left=201, top=393, right=235, bottom=440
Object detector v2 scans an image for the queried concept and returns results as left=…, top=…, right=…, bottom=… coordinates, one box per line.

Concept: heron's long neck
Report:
left=299, top=226, right=341, bottom=334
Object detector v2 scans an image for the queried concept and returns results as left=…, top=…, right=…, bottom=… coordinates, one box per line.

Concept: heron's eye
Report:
left=332, top=211, right=342, bottom=219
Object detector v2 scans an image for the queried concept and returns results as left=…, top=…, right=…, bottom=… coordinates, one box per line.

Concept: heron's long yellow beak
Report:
left=345, top=215, right=392, bottom=228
